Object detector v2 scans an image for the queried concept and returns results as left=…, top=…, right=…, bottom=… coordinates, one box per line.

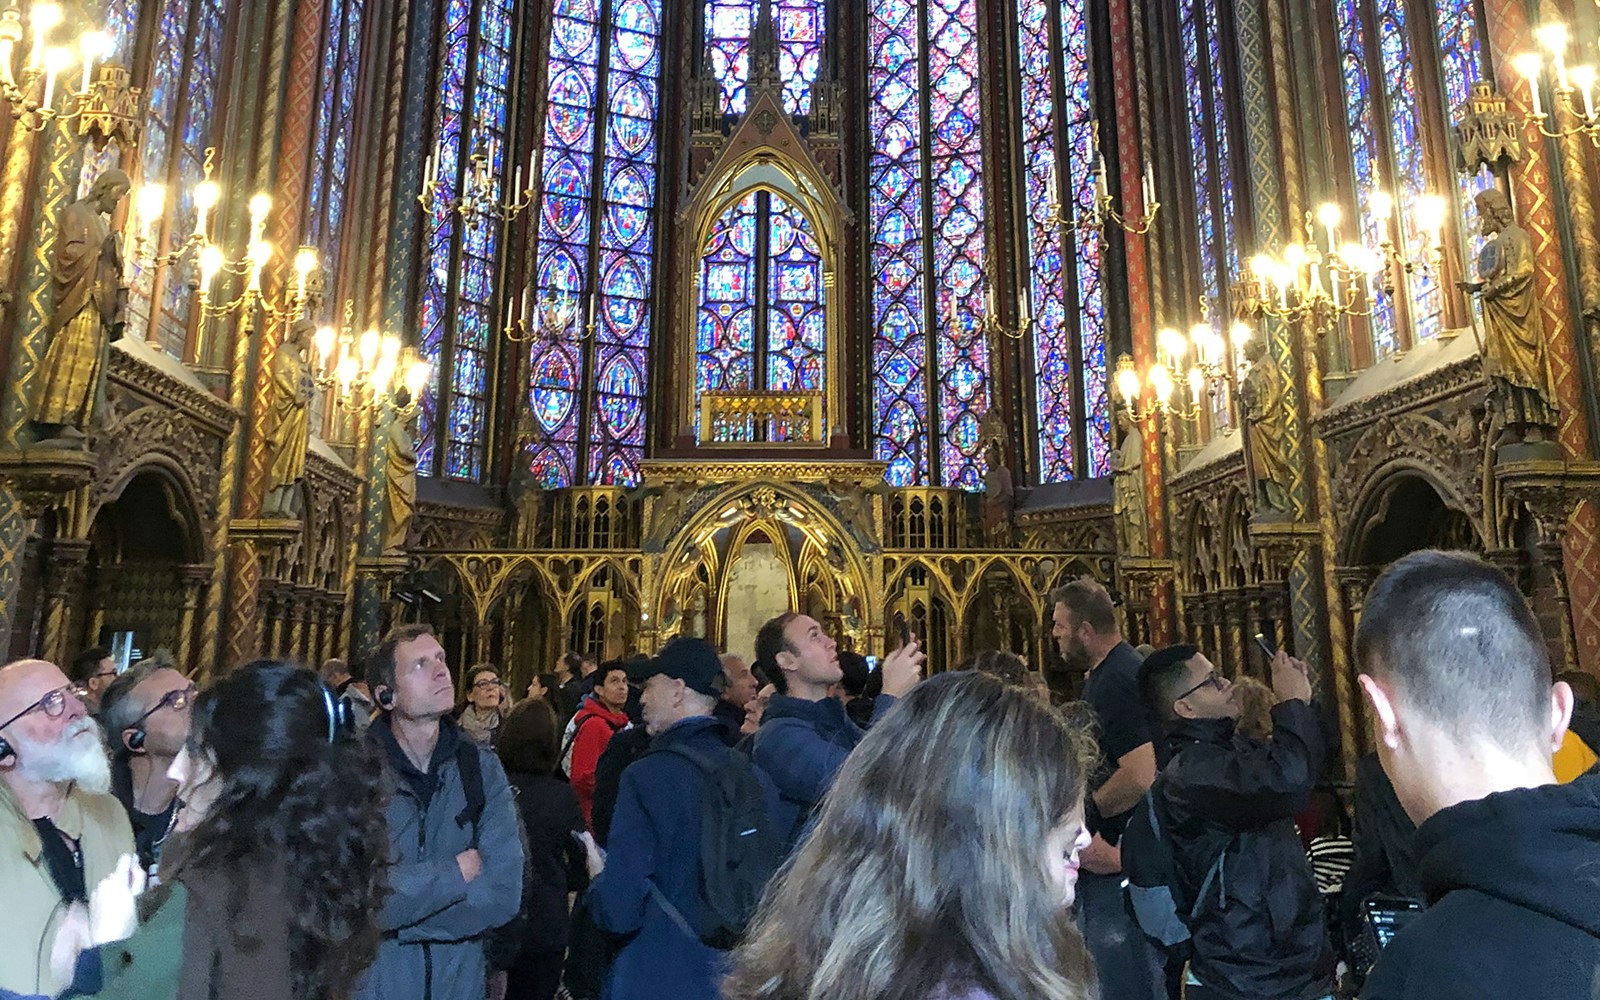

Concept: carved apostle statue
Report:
left=261, top=320, right=318, bottom=517
left=1112, top=408, right=1150, bottom=557
left=383, top=395, right=420, bottom=554
left=1464, top=188, right=1557, bottom=446
left=1238, top=335, right=1292, bottom=514
left=982, top=439, right=1015, bottom=545
left=31, top=168, right=131, bottom=442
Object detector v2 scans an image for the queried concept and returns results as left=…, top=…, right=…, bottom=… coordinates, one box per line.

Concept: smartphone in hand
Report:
left=1253, top=632, right=1277, bottom=660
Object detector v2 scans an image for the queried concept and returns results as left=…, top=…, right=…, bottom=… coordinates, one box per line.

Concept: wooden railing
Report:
left=698, top=390, right=826, bottom=444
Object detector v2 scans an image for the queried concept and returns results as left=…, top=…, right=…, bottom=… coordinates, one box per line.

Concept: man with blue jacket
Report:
left=581, top=637, right=781, bottom=999
left=357, top=624, right=525, bottom=1000
left=749, top=612, right=923, bottom=847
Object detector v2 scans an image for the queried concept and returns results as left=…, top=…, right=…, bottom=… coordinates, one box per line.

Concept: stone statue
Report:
left=1463, top=188, right=1557, bottom=447
left=261, top=320, right=317, bottom=517
left=383, top=397, right=419, bottom=554
left=1238, top=335, right=1292, bottom=513
left=31, top=169, right=131, bottom=443
left=1112, top=408, right=1149, bottom=557
left=982, top=439, right=1015, bottom=545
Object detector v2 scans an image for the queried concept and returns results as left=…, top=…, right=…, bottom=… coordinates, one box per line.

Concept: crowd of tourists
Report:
left=0, top=548, right=1596, bottom=1000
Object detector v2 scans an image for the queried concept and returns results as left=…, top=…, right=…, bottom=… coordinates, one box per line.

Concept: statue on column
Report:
left=979, top=409, right=1014, bottom=545
left=1112, top=408, right=1149, bottom=557
left=1238, top=335, right=1292, bottom=514
left=383, top=393, right=419, bottom=554
left=31, top=169, right=131, bottom=444
left=1462, top=188, right=1557, bottom=447
left=261, top=320, right=317, bottom=517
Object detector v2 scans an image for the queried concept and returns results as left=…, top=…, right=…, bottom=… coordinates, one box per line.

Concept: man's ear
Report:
left=1550, top=681, right=1576, bottom=755
left=1171, top=698, right=1196, bottom=721
left=1358, top=673, right=1401, bottom=750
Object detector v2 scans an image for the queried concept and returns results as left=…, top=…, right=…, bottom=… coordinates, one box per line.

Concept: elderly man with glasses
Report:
left=0, top=658, right=133, bottom=997
left=1134, top=644, right=1332, bottom=1000
left=98, top=651, right=195, bottom=881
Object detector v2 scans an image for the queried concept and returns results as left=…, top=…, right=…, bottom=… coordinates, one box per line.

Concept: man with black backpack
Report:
left=580, top=637, right=782, bottom=1000
left=357, top=624, right=526, bottom=1000
left=1132, top=644, right=1332, bottom=1000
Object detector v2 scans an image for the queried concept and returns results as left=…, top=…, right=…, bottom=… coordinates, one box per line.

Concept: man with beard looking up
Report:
left=1050, top=577, right=1166, bottom=1000
left=750, top=612, right=924, bottom=849
left=0, top=658, right=133, bottom=997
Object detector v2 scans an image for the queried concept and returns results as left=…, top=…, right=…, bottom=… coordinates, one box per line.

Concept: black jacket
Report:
left=589, top=726, right=653, bottom=847
left=1159, top=700, right=1330, bottom=1000
left=1340, top=753, right=1420, bottom=948
left=1362, top=774, right=1600, bottom=1000
left=504, top=771, right=587, bottom=957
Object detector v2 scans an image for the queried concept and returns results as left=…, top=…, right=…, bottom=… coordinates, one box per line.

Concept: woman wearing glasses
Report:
left=52, top=660, right=390, bottom=1000
left=456, top=665, right=506, bottom=747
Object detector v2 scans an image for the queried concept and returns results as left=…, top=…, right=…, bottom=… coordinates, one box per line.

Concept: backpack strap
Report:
left=647, top=881, right=700, bottom=941
left=652, top=742, right=725, bottom=773
left=456, top=739, right=487, bottom=848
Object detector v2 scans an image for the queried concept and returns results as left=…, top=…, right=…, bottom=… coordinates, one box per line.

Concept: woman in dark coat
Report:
left=497, top=699, right=587, bottom=1000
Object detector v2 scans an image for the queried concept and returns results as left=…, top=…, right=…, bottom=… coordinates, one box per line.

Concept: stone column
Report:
left=176, top=565, right=211, bottom=677
left=39, top=539, right=90, bottom=666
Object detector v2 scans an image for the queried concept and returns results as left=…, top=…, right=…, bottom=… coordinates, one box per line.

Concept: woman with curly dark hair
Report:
left=55, top=660, right=389, bottom=1000
left=724, top=670, right=1098, bottom=1000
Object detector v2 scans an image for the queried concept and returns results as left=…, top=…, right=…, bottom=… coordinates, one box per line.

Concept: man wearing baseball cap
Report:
left=581, top=637, right=781, bottom=999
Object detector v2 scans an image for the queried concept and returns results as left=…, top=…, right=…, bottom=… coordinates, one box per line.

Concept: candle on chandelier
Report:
left=1141, top=163, right=1155, bottom=209
left=79, top=31, right=108, bottom=94
left=1515, top=54, right=1546, bottom=117
left=28, top=3, right=63, bottom=72
left=40, top=46, right=71, bottom=111
left=1571, top=65, right=1597, bottom=120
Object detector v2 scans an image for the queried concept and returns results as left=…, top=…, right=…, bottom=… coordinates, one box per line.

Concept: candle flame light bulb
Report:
left=405, top=356, right=432, bottom=400
left=248, top=193, right=272, bottom=239
left=1230, top=321, right=1252, bottom=350
left=78, top=30, right=108, bottom=93
left=357, top=328, right=381, bottom=371
left=1415, top=195, right=1447, bottom=248
left=192, top=179, right=220, bottom=238
left=335, top=354, right=358, bottom=396
left=313, top=325, right=337, bottom=367
left=1284, top=243, right=1307, bottom=271
left=28, top=3, right=62, bottom=70
left=1188, top=366, right=1206, bottom=405
left=198, top=243, right=224, bottom=297
left=1369, top=190, right=1394, bottom=226
left=1149, top=363, right=1174, bottom=406
left=1157, top=327, right=1187, bottom=368
left=1115, top=358, right=1140, bottom=409
left=246, top=240, right=273, bottom=293
left=40, top=45, right=72, bottom=110
left=136, top=183, right=164, bottom=234
left=1514, top=53, right=1547, bottom=116
left=1570, top=65, right=1597, bottom=119
left=1536, top=23, right=1569, bottom=88
left=294, top=246, right=318, bottom=280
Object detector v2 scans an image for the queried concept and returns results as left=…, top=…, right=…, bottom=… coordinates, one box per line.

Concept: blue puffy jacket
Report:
left=749, top=692, right=896, bottom=847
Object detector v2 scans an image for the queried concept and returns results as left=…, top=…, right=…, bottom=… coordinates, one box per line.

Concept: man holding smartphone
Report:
left=750, top=612, right=924, bottom=850
left=1137, top=644, right=1331, bottom=1000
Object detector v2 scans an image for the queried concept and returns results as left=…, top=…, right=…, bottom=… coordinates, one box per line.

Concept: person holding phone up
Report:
left=749, top=612, right=924, bottom=852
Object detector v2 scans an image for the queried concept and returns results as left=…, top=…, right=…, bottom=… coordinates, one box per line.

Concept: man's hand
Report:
left=577, top=831, right=606, bottom=879
left=1270, top=649, right=1313, bottom=705
left=1080, top=834, right=1121, bottom=876
left=880, top=637, right=926, bottom=698
left=456, top=848, right=483, bottom=883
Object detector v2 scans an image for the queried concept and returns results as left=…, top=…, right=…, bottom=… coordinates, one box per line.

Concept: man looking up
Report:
left=1137, top=644, right=1330, bottom=1000
left=1355, top=550, right=1599, bottom=1000
left=0, top=659, right=132, bottom=996
left=356, top=624, right=524, bottom=1000
left=1050, top=577, right=1165, bottom=999
left=750, top=612, right=923, bottom=847
left=712, top=653, right=757, bottom=745
left=98, top=652, right=194, bottom=879
left=68, top=647, right=117, bottom=715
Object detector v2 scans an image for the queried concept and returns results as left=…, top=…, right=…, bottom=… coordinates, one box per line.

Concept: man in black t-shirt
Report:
left=1050, top=578, right=1165, bottom=1000
left=99, top=655, right=193, bottom=881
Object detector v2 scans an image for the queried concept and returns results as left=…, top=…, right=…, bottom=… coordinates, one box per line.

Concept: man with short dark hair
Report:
left=565, top=661, right=632, bottom=828
left=68, top=647, right=117, bottom=715
left=98, top=652, right=193, bottom=879
left=1354, top=550, right=1599, bottom=1000
left=356, top=624, right=524, bottom=1000
left=712, top=653, right=756, bottom=746
left=1137, top=644, right=1330, bottom=1000
left=581, top=637, right=780, bottom=1000
left=1050, top=576, right=1165, bottom=1000
left=750, top=612, right=922, bottom=847
left=558, top=651, right=600, bottom=721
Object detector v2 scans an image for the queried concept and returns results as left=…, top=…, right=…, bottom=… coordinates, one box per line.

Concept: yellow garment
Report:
left=1554, top=728, right=1598, bottom=784
left=0, top=781, right=134, bottom=995
left=31, top=306, right=104, bottom=426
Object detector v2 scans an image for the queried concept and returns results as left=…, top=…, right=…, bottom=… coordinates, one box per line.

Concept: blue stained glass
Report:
left=1335, top=0, right=1398, bottom=357
left=1376, top=0, right=1440, bottom=341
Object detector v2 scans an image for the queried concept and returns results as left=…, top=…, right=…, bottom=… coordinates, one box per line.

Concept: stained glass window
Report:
left=305, top=0, right=367, bottom=284
left=416, top=0, right=516, bottom=480
left=1016, top=0, right=1108, bottom=482
left=703, top=0, right=824, bottom=117
left=693, top=190, right=826, bottom=437
left=1333, top=0, right=1483, bottom=356
left=868, top=0, right=990, bottom=489
left=120, top=0, right=229, bottom=358
left=527, top=0, right=663, bottom=487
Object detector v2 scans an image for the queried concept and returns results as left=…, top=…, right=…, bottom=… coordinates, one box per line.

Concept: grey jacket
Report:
left=354, top=716, right=525, bottom=1000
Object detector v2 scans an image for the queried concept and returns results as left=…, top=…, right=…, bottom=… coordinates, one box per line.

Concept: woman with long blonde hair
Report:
left=724, top=670, right=1099, bottom=1000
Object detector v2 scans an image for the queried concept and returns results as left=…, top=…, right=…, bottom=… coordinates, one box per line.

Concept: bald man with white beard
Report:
left=0, top=658, right=133, bottom=996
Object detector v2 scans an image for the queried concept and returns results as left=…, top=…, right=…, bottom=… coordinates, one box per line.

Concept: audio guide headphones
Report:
left=376, top=687, right=394, bottom=710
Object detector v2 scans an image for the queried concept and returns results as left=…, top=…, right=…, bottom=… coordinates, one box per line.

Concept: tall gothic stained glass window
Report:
left=703, top=0, right=824, bottom=116
left=694, top=190, right=826, bottom=437
left=417, top=0, right=516, bottom=480
left=1015, top=0, right=1109, bottom=482
left=527, top=0, right=663, bottom=487
left=118, top=0, right=229, bottom=357
left=869, top=0, right=990, bottom=489
left=305, top=0, right=367, bottom=283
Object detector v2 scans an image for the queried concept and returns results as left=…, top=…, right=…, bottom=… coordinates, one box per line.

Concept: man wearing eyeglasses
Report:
left=67, top=647, right=118, bottom=716
left=1135, top=645, right=1331, bottom=1000
left=98, top=652, right=194, bottom=880
left=0, top=658, right=133, bottom=996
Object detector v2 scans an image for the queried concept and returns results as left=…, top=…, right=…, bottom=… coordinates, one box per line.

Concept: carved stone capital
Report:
left=1496, top=459, right=1600, bottom=547
left=0, top=448, right=97, bottom=518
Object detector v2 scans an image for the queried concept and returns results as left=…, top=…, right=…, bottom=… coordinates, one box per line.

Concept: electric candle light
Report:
left=193, top=180, right=220, bottom=239
left=248, top=193, right=272, bottom=243
left=358, top=328, right=381, bottom=371
left=1317, top=203, right=1342, bottom=252
left=28, top=3, right=61, bottom=71
left=404, top=353, right=432, bottom=400
left=1537, top=23, right=1569, bottom=90
left=198, top=243, right=224, bottom=298
left=40, top=45, right=71, bottom=111
left=1116, top=361, right=1139, bottom=409
left=293, top=246, right=318, bottom=302
left=313, top=326, right=337, bottom=369
left=136, top=183, right=164, bottom=240
left=1515, top=54, right=1546, bottom=116
left=1570, top=65, right=1597, bottom=119
left=1187, top=366, right=1205, bottom=405
left=246, top=240, right=273, bottom=293
left=78, top=30, right=108, bottom=93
